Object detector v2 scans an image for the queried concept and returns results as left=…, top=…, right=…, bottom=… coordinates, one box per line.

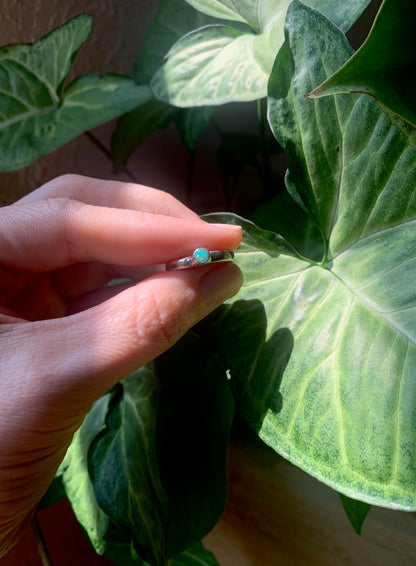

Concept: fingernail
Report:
left=200, top=263, right=243, bottom=306
left=210, top=223, right=242, bottom=232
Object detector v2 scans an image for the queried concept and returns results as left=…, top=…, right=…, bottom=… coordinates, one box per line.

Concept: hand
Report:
left=0, top=175, right=243, bottom=556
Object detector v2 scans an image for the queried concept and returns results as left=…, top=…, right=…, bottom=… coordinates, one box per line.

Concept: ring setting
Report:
left=165, top=247, right=234, bottom=271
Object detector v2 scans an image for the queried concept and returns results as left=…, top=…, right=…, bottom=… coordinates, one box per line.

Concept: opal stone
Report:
left=193, top=247, right=210, bottom=264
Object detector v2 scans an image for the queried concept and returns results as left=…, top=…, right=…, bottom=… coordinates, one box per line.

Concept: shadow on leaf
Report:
left=204, top=299, right=294, bottom=433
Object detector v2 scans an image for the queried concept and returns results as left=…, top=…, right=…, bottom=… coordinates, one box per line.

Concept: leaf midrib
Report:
left=1, top=57, right=60, bottom=105
left=0, top=106, right=56, bottom=130
left=328, top=264, right=416, bottom=346
left=242, top=244, right=415, bottom=347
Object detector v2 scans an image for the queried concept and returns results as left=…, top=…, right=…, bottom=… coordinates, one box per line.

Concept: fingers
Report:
left=0, top=197, right=242, bottom=272
left=3, top=262, right=243, bottom=415
left=17, top=174, right=200, bottom=220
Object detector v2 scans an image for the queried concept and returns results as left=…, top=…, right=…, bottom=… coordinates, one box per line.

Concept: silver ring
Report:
left=165, top=247, right=234, bottom=271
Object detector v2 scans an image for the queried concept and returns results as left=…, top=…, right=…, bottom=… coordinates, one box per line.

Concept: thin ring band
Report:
left=165, top=247, right=235, bottom=271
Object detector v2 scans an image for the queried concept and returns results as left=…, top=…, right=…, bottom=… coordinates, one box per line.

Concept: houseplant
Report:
left=1, top=0, right=415, bottom=564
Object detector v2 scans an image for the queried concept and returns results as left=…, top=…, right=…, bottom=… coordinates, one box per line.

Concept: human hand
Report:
left=0, top=175, right=243, bottom=555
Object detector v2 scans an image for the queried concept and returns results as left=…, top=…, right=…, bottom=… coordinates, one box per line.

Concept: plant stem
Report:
left=186, top=150, right=196, bottom=206
left=84, top=131, right=138, bottom=183
left=32, top=515, right=53, bottom=566
left=257, top=98, right=273, bottom=196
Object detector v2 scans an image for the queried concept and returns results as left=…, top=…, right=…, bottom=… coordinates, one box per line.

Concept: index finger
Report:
left=0, top=198, right=242, bottom=272
left=18, top=174, right=200, bottom=220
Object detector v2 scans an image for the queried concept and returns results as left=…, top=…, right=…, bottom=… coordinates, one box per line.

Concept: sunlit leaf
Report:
left=207, top=1, right=416, bottom=510
left=135, top=0, right=218, bottom=84
left=0, top=15, right=151, bottom=172
left=186, top=0, right=372, bottom=31
left=308, top=0, right=416, bottom=128
left=59, top=395, right=111, bottom=554
left=152, top=0, right=371, bottom=105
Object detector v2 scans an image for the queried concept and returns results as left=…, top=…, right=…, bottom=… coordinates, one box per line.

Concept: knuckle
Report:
left=39, top=174, right=85, bottom=197
left=133, top=285, right=195, bottom=356
left=47, top=197, right=84, bottom=261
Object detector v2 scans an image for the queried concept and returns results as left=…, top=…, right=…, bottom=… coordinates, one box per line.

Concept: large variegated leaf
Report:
left=185, top=0, right=372, bottom=31
left=206, top=1, right=416, bottom=509
left=135, top=0, right=218, bottom=83
left=0, top=15, right=151, bottom=172
left=151, top=0, right=371, bottom=106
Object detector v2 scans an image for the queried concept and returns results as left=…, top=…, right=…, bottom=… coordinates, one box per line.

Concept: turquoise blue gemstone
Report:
left=193, top=247, right=210, bottom=264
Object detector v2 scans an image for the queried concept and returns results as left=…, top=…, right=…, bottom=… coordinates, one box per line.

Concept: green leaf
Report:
left=89, top=368, right=168, bottom=566
left=185, top=0, right=371, bottom=33
left=102, top=523, right=147, bottom=565
left=211, top=1, right=416, bottom=510
left=151, top=22, right=284, bottom=106
left=168, top=542, right=220, bottom=565
left=59, top=394, right=111, bottom=554
left=112, top=0, right=215, bottom=168
left=175, top=106, right=215, bottom=151
left=151, top=0, right=371, bottom=106
left=203, top=211, right=304, bottom=259
left=135, top=0, right=218, bottom=84
left=0, top=15, right=151, bottom=172
left=0, top=13, right=92, bottom=98
left=308, top=0, right=416, bottom=128
left=250, top=192, right=325, bottom=262
left=339, top=494, right=371, bottom=535
left=89, top=334, right=233, bottom=565
left=38, top=475, right=66, bottom=510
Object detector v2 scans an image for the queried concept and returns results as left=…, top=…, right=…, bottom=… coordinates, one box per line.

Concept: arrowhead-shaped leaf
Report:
left=152, top=0, right=371, bottom=106
left=308, top=0, right=416, bottom=128
left=208, top=1, right=416, bottom=510
left=0, top=14, right=151, bottom=172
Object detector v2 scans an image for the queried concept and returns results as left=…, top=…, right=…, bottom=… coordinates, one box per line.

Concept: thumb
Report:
left=5, top=262, right=242, bottom=418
